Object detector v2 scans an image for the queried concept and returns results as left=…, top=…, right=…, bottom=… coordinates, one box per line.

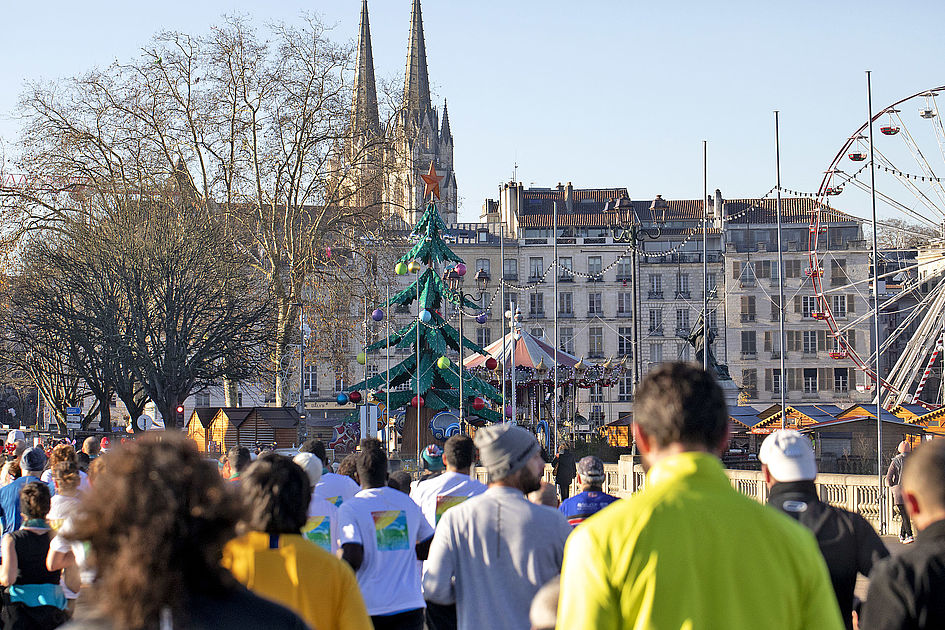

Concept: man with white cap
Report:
left=294, top=452, right=340, bottom=554
left=423, top=424, right=570, bottom=630
left=760, top=429, right=888, bottom=630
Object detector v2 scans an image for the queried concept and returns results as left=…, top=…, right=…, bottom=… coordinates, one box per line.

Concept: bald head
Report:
left=902, top=439, right=945, bottom=531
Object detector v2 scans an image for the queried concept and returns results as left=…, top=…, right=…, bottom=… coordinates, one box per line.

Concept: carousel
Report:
left=464, top=308, right=628, bottom=450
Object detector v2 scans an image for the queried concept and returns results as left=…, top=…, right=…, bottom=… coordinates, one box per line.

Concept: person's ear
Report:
left=632, top=422, right=652, bottom=456
left=761, top=464, right=774, bottom=488
left=905, top=490, right=921, bottom=520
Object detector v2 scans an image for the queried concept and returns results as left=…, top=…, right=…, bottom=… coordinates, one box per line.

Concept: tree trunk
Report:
left=98, top=393, right=112, bottom=432
left=119, top=393, right=148, bottom=433
left=223, top=379, right=238, bottom=407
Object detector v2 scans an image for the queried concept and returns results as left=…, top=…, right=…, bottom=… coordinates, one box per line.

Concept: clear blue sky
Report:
left=2, top=1, right=944, bottom=222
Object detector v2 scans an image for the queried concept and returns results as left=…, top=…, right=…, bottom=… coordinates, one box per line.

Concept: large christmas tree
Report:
left=351, top=164, right=503, bottom=436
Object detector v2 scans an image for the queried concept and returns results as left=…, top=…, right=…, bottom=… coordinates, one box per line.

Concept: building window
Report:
left=742, top=369, right=758, bottom=398
left=588, top=256, right=602, bottom=278
left=559, top=292, right=573, bottom=315
left=770, top=295, right=781, bottom=321
left=589, top=405, right=605, bottom=425
left=707, top=272, right=717, bottom=291
left=334, top=373, right=345, bottom=394
left=529, top=292, right=544, bottom=316
left=741, top=296, right=756, bottom=322
left=676, top=309, right=690, bottom=335
left=588, top=327, right=603, bottom=357
left=650, top=343, right=663, bottom=363
left=617, top=256, right=632, bottom=281
left=504, top=291, right=519, bottom=312
left=303, top=365, right=317, bottom=395
left=785, top=259, right=802, bottom=278
left=618, top=327, right=633, bottom=356
left=590, top=383, right=604, bottom=403
left=773, top=368, right=782, bottom=394
left=504, top=258, right=518, bottom=281
left=648, top=309, right=663, bottom=335
left=831, top=259, right=847, bottom=287
left=618, top=374, right=632, bottom=401
left=803, top=330, right=817, bottom=354
left=476, top=327, right=491, bottom=348
left=617, top=292, right=632, bottom=315
left=741, top=331, right=757, bottom=357
left=678, top=342, right=691, bottom=362
left=801, top=295, right=817, bottom=317
left=529, top=257, right=543, bottom=280
left=835, top=368, right=849, bottom=393
left=558, top=257, right=573, bottom=279
left=832, top=295, right=847, bottom=318
left=756, top=260, right=772, bottom=279
left=530, top=328, right=544, bottom=339
left=648, top=275, right=663, bottom=298
left=803, top=368, right=818, bottom=394
left=195, top=391, right=211, bottom=407
left=676, top=274, right=690, bottom=297
left=476, top=258, right=491, bottom=276
left=588, top=293, right=602, bottom=316
left=560, top=327, right=575, bottom=354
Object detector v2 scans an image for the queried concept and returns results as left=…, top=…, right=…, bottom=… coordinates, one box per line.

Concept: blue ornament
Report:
left=372, top=308, right=385, bottom=322
left=336, top=393, right=349, bottom=405
left=476, top=312, right=488, bottom=324
left=420, top=309, right=433, bottom=323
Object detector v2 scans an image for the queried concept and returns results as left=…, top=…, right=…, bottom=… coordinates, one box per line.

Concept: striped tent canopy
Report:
left=464, top=327, right=580, bottom=371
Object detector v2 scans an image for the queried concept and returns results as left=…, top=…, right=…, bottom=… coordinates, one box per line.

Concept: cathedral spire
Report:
left=440, top=99, right=452, bottom=141
left=403, top=0, right=432, bottom=118
left=352, top=0, right=380, bottom=136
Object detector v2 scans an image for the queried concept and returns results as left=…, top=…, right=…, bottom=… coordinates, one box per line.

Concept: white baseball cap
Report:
left=759, top=430, right=817, bottom=482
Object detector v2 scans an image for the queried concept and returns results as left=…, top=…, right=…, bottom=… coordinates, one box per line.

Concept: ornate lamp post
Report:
left=445, top=265, right=490, bottom=434
left=535, top=358, right=549, bottom=448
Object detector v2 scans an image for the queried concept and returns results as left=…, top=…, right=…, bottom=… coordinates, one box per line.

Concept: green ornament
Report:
left=357, top=352, right=367, bottom=365
left=437, top=356, right=450, bottom=369
left=395, top=262, right=408, bottom=275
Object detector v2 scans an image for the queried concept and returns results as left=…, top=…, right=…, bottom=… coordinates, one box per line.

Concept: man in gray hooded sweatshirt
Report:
left=422, top=424, right=571, bottom=630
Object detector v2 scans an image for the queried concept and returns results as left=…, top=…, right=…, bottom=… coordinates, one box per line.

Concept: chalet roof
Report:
left=188, top=407, right=220, bottom=430
left=801, top=416, right=926, bottom=433
left=212, top=407, right=300, bottom=429
left=729, top=406, right=765, bottom=428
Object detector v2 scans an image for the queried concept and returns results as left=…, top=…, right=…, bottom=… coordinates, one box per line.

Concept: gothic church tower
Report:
left=349, top=0, right=457, bottom=225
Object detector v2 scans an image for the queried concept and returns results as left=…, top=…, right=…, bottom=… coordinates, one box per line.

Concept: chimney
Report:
left=565, top=182, right=574, bottom=213
left=715, top=189, right=723, bottom=218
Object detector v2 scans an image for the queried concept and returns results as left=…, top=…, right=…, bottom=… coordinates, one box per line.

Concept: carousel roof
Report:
left=464, top=327, right=580, bottom=370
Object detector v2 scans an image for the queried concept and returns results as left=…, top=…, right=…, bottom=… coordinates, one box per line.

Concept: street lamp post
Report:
left=445, top=267, right=489, bottom=433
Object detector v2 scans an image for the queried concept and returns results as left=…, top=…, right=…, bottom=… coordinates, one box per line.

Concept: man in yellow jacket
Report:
left=557, top=362, right=844, bottom=630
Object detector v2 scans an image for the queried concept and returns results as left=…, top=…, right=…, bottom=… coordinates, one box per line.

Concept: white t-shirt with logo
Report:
left=301, top=492, right=339, bottom=554
left=314, top=473, right=361, bottom=508
left=409, top=471, right=488, bottom=530
left=338, top=486, right=435, bottom=616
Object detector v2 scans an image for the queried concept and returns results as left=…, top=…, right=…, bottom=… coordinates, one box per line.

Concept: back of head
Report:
left=292, top=452, right=323, bottom=488
left=20, top=480, right=51, bottom=520
left=228, top=446, right=252, bottom=475
left=444, top=434, right=476, bottom=471
left=899, top=440, right=913, bottom=455
left=20, top=446, right=46, bottom=475
left=49, top=443, right=77, bottom=469
left=388, top=470, right=413, bottom=494
left=83, top=436, right=101, bottom=457
left=421, top=444, right=444, bottom=472
left=299, top=439, right=328, bottom=466
left=758, top=430, right=817, bottom=483
left=53, top=459, right=81, bottom=493
left=576, top=455, right=606, bottom=487
left=76, top=452, right=91, bottom=473
left=634, top=362, right=728, bottom=450
left=241, top=453, right=310, bottom=534
left=69, top=433, right=240, bottom=629
left=903, top=439, right=945, bottom=513
left=474, top=423, right=539, bottom=482
left=338, top=454, right=359, bottom=482
left=355, top=438, right=387, bottom=488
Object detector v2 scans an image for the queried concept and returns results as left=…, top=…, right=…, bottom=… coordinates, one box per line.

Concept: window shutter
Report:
left=764, top=369, right=772, bottom=392
left=848, top=295, right=855, bottom=314
left=794, top=296, right=801, bottom=313
left=817, top=330, right=827, bottom=352
left=847, top=330, right=856, bottom=350
left=819, top=368, right=831, bottom=391
left=787, top=369, right=800, bottom=391
left=733, top=261, right=741, bottom=279
left=741, top=296, right=749, bottom=313
left=764, top=331, right=772, bottom=352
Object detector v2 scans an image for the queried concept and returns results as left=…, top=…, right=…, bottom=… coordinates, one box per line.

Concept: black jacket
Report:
left=860, top=519, right=945, bottom=630
left=552, top=451, right=575, bottom=483
left=768, top=481, right=889, bottom=630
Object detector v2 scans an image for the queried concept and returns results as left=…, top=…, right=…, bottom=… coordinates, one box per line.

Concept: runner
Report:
left=558, top=456, right=618, bottom=527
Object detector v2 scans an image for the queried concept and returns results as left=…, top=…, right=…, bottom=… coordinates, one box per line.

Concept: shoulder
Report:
left=197, top=585, right=309, bottom=629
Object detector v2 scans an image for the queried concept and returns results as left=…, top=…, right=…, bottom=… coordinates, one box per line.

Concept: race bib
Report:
left=435, top=495, right=469, bottom=525
left=372, top=510, right=409, bottom=551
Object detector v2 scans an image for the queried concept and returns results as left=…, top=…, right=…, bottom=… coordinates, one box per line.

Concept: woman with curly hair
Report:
left=58, top=433, right=308, bottom=630
left=41, top=444, right=87, bottom=491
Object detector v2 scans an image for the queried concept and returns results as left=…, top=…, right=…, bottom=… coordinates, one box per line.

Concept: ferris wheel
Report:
left=811, top=85, right=945, bottom=409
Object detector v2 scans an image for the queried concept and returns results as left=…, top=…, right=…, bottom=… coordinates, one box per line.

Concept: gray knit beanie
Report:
left=474, top=424, right=540, bottom=480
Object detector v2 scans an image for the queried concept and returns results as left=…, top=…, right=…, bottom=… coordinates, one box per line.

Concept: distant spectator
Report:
left=527, top=482, right=559, bottom=508
left=75, top=453, right=91, bottom=475
left=418, top=444, right=445, bottom=483
left=551, top=444, right=576, bottom=500
left=339, top=439, right=433, bottom=630
left=80, top=437, right=100, bottom=460
left=299, top=439, right=329, bottom=468
left=861, top=438, right=945, bottom=629
left=227, top=446, right=252, bottom=482
left=0, top=460, right=21, bottom=487
left=0, top=481, right=67, bottom=628
left=886, top=440, right=914, bottom=544
left=410, top=435, right=486, bottom=531
left=41, top=444, right=88, bottom=492
left=558, top=455, right=618, bottom=527
left=294, top=452, right=340, bottom=554
left=60, top=434, right=307, bottom=629
left=224, top=453, right=371, bottom=630
left=760, top=430, right=888, bottom=630
left=388, top=471, right=413, bottom=494
left=0, top=448, right=51, bottom=539
left=337, top=454, right=360, bottom=483
left=423, top=425, right=570, bottom=630
left=314, top=452, right=361, bottom=508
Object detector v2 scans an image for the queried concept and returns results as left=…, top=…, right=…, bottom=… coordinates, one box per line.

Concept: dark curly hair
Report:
left=239, top=453, right=310, bottom=534
left=52, top=459, right=81, bottom=493
left=20, top=481, right=50, bottom=520
left=68, top=433, right=241, bottom=629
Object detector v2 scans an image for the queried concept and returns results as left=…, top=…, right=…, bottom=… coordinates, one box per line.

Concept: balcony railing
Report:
left=617, top=310, right=633, bottom=318
left=587, top=310, right=603, bottom=317
left=527, top=275, right=544, bottom=284
left=675, top=291, right=691, bottom=300
left=647, top=291, right=664, bottom=300
left=740, top=313, right=756, bottom=323
left=741, top=351, right=757, bottom=359
left=648, top=327, right=664, bottom=336
left=587, top=274, right=604, bottom=282
left=558, top=311, right=574, bottom=318
left=530, top=310, right=546, bottom=319
left=616, top=274, right=632, bottom=282
left=558, top=274, right=574, bottom=282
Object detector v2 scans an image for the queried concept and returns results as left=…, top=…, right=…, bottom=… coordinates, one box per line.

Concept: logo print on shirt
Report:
left=435, top=495, right=469, bottom=525
left=372, top=510, right=409, bottom=551
left=328, top=496, right=343, bottom=507
left=302, top=516, right=332, bottom=552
